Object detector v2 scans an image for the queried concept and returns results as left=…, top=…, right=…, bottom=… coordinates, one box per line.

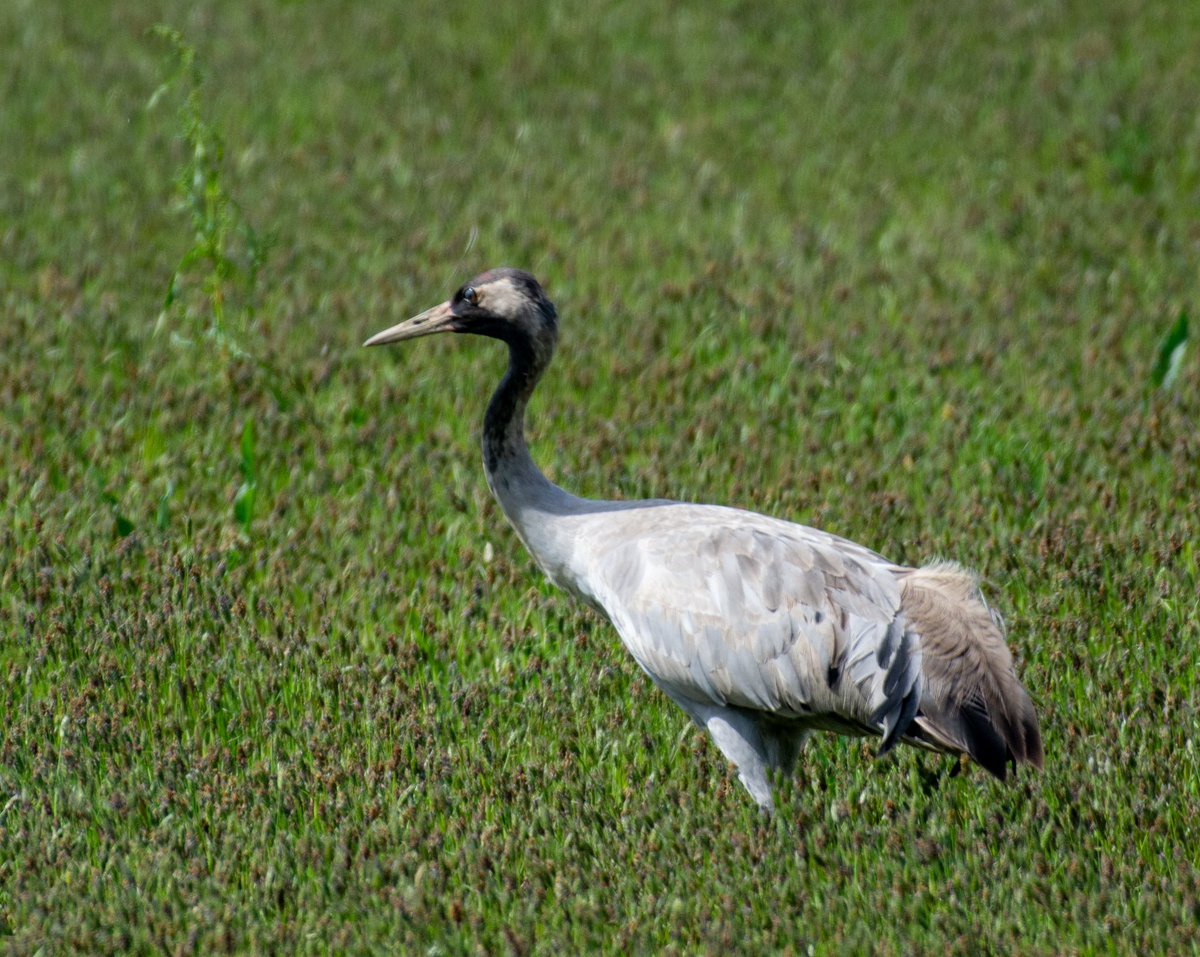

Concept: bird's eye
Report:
left=462, top=286, right=478, bottom=305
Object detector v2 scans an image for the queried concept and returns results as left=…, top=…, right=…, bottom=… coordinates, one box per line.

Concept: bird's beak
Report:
left=363, top=301, right=457, bottom=347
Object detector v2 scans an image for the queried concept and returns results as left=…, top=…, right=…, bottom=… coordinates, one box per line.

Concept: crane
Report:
left=365, top=268, right=1043, bottom=813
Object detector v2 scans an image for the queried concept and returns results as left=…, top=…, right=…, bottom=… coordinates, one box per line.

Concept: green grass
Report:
left=3, top=0, right=1199, bottom=953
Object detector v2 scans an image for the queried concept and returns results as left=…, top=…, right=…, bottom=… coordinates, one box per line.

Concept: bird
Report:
left=365, top=267, right=1044, bottom=813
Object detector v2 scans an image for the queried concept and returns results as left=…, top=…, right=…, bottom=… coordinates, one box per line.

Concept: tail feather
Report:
left=898, top=562, right=1043, bottom=778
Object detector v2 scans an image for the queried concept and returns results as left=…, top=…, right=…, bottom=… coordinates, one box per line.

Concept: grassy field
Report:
left=3, top=0, right=1199, bottom=953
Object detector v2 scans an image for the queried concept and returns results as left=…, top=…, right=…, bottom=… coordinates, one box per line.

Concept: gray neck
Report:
left=482, top=337, right=540, bottom=478
left=479, top=331, right=642, bottom=603
left=482, top=336, right=577, bottom=529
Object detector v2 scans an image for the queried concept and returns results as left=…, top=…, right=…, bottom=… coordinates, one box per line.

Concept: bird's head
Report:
left=364, top=268, right=557, bottom=353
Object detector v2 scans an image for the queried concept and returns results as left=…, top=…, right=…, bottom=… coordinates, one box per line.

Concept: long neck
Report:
left=482, top=333, right=573, bottom=521
left=480, top=329, right=613, bottom=603
left=482, top=336, right=541, bottom=478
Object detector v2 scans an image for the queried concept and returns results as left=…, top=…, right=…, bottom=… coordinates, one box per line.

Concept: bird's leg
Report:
left=665, top=694, right=777, bottom=812
left=697, top=708, right=775, bottom=813
left=762, top=727, right=811, bottom=779
left=759, top=727, right=813, bottom=819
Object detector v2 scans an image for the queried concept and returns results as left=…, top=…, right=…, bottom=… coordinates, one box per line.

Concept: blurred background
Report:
left=2, top=1, right=1197, bottom=953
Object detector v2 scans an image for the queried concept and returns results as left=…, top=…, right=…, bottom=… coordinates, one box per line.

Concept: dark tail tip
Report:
left=909, top=688, right=1044, bottom=781
left=1017, top=708, right=1045, bottom=771
left=960, top=698, right=1011, bottom=779
left=962, top=694, right=1044, bottom=780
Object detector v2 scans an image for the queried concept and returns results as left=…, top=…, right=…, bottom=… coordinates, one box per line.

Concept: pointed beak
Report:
left=363, top=301, right=457, bottom=347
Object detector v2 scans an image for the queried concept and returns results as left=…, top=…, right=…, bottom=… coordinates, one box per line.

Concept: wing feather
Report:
left=584, top=504, right=921, bottom=737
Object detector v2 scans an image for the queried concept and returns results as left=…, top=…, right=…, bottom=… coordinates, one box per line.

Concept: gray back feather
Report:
left=579, top=503, right=924, bottom=742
